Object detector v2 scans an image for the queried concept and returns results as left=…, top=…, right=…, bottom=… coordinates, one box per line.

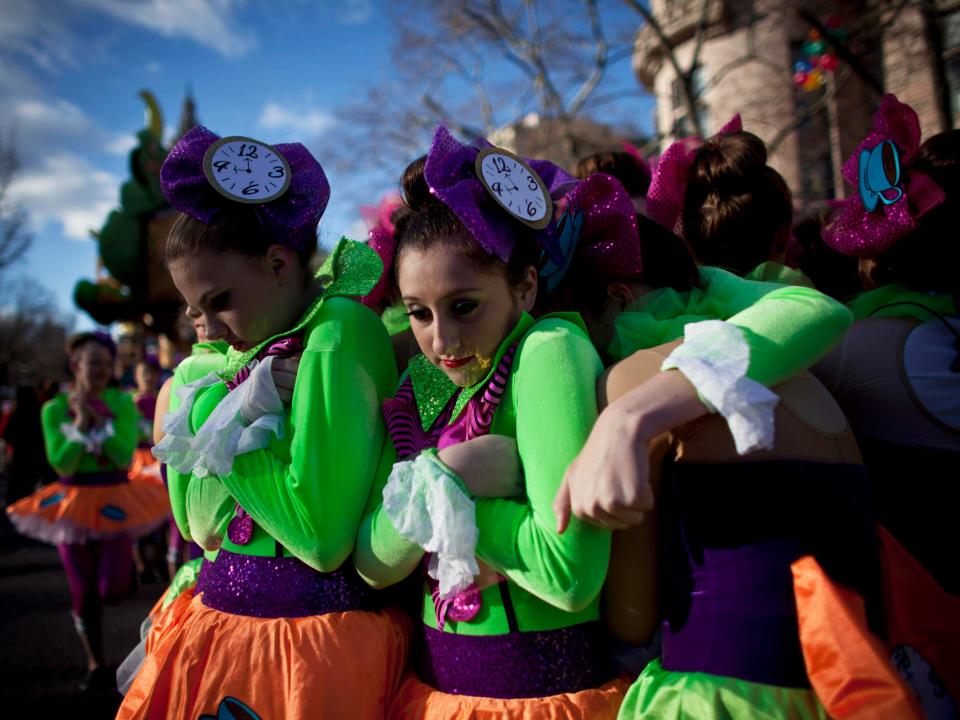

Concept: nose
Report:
left=432, top=313, right=459, bottom=358
left=203, top=315, right=228, bottom=342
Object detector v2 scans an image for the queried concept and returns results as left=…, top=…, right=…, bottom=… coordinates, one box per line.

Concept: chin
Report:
left=441, top=365, right=484, bottom=389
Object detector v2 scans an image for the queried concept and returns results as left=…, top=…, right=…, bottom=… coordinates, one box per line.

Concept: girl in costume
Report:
left=127, top=356, right=162, bottom=488
left=116, top=333, right=231, bottom=696
left=6, top=332, right=170, bottom=692
left=117, top=126, right=408, bottom=720
left=647, top=115, right=813, bottom=287
left=354, top=126, right=628, bottom=719
left=815, top=95, right=960, bottom=714
left=545, top=169, right=915, bottom=716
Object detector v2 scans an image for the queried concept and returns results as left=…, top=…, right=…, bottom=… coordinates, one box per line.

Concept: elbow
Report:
left=556, top=576, right=605, bottom=613
left=298, top=539, right=353, bottom=574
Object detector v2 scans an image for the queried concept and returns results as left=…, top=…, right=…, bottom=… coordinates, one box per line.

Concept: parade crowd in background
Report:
left=1, top=91, right=958, bottom=719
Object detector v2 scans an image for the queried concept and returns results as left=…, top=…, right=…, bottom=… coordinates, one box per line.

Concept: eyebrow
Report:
left=402, top=288, right=484, bottom=303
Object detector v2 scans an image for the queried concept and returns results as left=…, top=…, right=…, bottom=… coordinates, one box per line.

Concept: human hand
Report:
left=553, top=399, right=655, bottom=533
left=553, top=369, right=707, bottom=533
left=271, top=355, right=301, bottom=406
left=68, top=392, right=91, bottom=429
left=437, top=435, right=523, bottom=498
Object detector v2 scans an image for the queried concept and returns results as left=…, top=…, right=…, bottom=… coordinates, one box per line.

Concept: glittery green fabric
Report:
left=221, top=238, right=383, bottom=380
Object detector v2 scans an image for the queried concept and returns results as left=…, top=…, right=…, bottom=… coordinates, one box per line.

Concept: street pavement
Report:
left=0, top=473, right=165, bottom=718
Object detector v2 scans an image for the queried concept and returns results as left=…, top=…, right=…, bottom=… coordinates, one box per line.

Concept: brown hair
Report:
left=536, top=212, right=701, bottom=316
left=870, top=129, right=960, bottom=293
left=392, top=155, right=540, bottom=288
left=165, top=206, right=316, bottom=267
left=682, top=131, right=793, bottom=275
left=575, top=150, right=651, bottom=197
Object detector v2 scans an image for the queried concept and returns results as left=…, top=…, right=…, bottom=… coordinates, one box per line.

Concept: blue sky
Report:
left=0, top=0, right=654, bottom=330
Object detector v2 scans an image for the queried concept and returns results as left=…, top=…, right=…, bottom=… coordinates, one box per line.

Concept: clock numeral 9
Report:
left=491, top=181, right=504, bottom=197
left=213, top=160, right=231, bottom=173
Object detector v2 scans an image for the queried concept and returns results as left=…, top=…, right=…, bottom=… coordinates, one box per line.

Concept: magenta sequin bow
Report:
left=822, top=94, right=946, bottom=257
left=160, top=125, right=330, bottom=251
left=645, top=114, right=743, bottom=236
left=558, top=173, right=643, bottom=282
left=424, top=124, right=579, bottom=264
left=360, top=192, right=403, bottom=310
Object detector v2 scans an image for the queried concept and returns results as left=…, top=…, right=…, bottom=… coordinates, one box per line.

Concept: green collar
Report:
left=407, top=312, right=536, bottom=430
left=221, top=238, right=383, bottom=380
left=848, top=284, right=957, bottom=322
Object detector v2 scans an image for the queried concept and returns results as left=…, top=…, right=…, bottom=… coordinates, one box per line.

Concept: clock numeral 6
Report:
left=242, top=181, right=260, bottom=196
left=526, top=201, right=538, bottom=217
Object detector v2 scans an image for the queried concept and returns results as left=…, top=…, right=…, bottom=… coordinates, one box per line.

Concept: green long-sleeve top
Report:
left=355, top=312, right=609, bottom=635
left=165, top=342, right=235, bottom=551
left=610, top=266, right=853, bottom=385
left=169, top=295, right=398, bottom=573
left=41, top=388, right=137, bottom=477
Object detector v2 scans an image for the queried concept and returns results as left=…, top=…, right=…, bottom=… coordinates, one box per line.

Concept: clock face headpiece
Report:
left=423, top=125, right=577, bottom=264
left=160, top=125, right=330, bottom=251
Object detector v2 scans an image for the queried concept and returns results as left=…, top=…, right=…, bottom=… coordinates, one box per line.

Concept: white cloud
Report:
left=78, top=0, right=257, bottom=58
left=338, top=0, right=372, bottom=26
left=146, top=60, right=162, bottom=74
left=8, top=153, right=120, bottom=241
left=257, top=102, right=336, bottom=138
left=105, top=134, right=138, bottom=156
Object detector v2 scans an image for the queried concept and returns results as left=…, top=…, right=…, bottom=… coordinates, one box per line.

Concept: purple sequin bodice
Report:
left=199, top=549, right=377, bottom=618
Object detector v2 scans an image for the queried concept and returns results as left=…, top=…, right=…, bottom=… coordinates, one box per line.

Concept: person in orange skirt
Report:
left=7, top=332, right=170, bottom=692
left=117, top=126, right=409, bottom=719
left=127, top=356, right=163, bottom=488
left=354, top=127, right=628, bottom=719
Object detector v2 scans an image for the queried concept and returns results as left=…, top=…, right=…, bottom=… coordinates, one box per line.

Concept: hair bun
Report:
left=689, top=132, right=768, bottom=198
left=401, top=155, right=444, bottom=213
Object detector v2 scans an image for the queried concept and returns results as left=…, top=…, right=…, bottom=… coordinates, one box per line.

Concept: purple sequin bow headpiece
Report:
left=550, top=173, right=643, bottom=287
left=646, top=114, right=743, bottom=236
left=822, top=94, right=946, bottom=257
left=360, top=192, right=403, bottom=310
left=160, top=125, right=330, bottom=251
left=424, top=125, right=578, bottom=264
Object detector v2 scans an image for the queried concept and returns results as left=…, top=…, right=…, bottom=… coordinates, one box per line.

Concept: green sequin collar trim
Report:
left=407, top=312, right=534, bottom=430
left=221, top=238, right=383, bottom=380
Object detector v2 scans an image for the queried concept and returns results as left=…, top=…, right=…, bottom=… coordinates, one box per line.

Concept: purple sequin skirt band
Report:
left=199, top=549, right=378, bottom=618
left=415, top=622, right=612, bottom=699
left=59, top=470, right=129, bottom=486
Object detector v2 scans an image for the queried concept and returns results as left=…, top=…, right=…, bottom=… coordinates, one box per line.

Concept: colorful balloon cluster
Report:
left=793, top=14, right=846, bottom=92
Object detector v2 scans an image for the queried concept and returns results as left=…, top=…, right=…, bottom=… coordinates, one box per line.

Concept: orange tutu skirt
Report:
left=6, top=479, right=170, bottom=545
left=118, top=595, right=412, bottom=720
left=388, top=672, right=628, bottom=719
left=128, top=447, right=164, bottom=487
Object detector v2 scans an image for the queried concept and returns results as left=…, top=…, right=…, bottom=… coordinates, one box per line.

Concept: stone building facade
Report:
left=633, top=0, right=960, bottom=203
